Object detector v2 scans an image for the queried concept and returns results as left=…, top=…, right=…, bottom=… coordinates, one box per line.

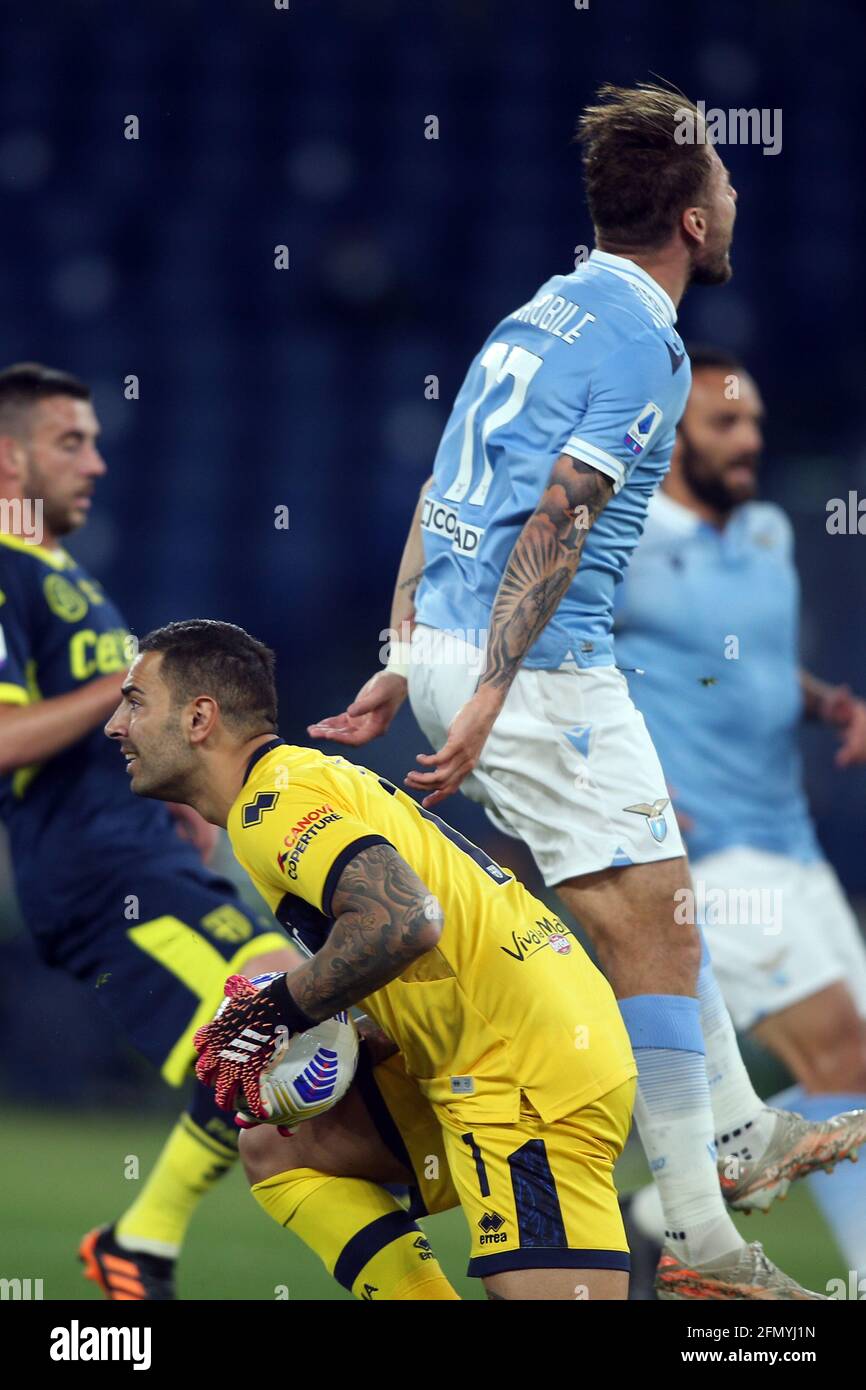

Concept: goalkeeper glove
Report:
left=193, top=972, right=315, bottom=1120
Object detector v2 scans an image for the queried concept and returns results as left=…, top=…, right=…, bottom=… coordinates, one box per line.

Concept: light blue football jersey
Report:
left=614, top=491, right=822, bottom=864
left=414, top=250, right=691, bottom=668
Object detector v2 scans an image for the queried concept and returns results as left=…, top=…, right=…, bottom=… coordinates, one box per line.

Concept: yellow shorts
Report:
left=364, top=1051, right=635, bottom=1279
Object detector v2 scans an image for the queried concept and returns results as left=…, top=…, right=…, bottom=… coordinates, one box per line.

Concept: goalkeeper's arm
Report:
left=282, top=842, right=443, bottom=1022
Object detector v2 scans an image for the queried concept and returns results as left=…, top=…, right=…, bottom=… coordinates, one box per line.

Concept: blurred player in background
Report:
left=0, top=363, right=426, bottom=1303
left=309, top=84, right=864, bottom=1298
left=614, top=346, right=866, bottom=1276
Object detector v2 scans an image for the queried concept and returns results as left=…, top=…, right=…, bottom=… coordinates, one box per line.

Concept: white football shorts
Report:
left=688, top=846, right=866, bottom=1031
left=407, top=623, right=684, bottom=887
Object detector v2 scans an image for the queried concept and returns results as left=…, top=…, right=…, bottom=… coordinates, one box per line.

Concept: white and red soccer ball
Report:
left=228, top=972, right=359, bottom=1128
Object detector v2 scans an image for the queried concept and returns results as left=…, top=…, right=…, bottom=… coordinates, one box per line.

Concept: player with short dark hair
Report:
left=139, top=620, right=279, bottom=735
left=0, top=365, right=458, bottom=1302
left=107, top=618, right=642, bottom=1301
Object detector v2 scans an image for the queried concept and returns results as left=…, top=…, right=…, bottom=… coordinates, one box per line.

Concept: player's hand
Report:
left=405, top=687, right=503, bottom=808
left=821, top=685, right=866, bottom=768
left=308, top=671, right=408, bottom=747
left=194, top=973, right=301, bottom=1119
left=168, top=802, right=220, bottom=863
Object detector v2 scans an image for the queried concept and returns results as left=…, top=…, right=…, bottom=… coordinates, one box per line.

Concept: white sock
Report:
left=697, top=932, right=774, bottom=1163
left=620, top=995, right=743, bottom=1266
left=630, top=1181, right=666, bottom=1244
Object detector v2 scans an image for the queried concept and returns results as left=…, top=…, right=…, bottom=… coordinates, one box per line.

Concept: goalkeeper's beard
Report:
left=127, top=731, right=199, bottom=804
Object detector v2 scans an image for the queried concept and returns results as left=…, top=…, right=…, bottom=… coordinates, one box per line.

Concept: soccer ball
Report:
left=235, top=972, right=359, bottom=1128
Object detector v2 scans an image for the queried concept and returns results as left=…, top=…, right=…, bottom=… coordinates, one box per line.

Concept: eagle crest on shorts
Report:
left=623, top=797, right=670, bottom=843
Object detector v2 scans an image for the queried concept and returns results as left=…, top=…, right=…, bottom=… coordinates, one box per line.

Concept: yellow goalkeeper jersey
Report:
left=227, top=738, right=635, bottom=1124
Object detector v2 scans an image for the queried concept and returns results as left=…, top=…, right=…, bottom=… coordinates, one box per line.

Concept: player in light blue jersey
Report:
left=415, top=250, right=691, bottom=670
left=311, top=84, right=862, bottom=1299
left=615, top=346, right=866, bottom=1276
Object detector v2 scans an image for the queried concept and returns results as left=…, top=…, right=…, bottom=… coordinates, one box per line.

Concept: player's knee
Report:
left=239, top=1125, right=301, bottom=1186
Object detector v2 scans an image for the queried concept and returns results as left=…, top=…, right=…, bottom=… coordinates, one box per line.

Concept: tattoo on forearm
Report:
left=480, top=458, right=612, bottom=692
left=288, top=844, right=443, bottom=1020
left=398, top=568, right=425, bottom=596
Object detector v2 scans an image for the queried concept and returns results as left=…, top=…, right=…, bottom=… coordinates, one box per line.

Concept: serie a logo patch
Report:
left=623, top=401, right=663, bottom=456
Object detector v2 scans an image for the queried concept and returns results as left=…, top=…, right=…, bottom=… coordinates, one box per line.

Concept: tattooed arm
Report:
left=286, top=843, right=444, bottom=1021
left=480, top=456, right=613, bottom=695
left=308, top=475, right=433, bottom=746
left=405, top=455, right=613, bottom=806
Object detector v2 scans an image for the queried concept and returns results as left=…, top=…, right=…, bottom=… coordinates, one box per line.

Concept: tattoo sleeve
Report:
left=287, top=843, right=444, bottom=1020
left=479, top=455, right=614, bottom=695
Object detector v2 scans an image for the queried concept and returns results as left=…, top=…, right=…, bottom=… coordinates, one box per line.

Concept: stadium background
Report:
left=1, top=0, right=864, bottom=1299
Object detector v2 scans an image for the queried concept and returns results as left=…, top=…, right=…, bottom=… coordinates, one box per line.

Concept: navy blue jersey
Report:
left=0, top=532, right=202, bottom=941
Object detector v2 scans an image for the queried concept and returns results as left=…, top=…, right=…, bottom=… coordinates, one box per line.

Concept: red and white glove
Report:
left=193, top=973, right=314, bottom=1121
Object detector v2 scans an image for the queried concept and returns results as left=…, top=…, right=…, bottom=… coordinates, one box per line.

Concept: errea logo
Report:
left=478, top=1212, right=508, bottom=1245
left=50, top=1321, right=152, bottom=1370
left=242, top=790, right=280, bottom=828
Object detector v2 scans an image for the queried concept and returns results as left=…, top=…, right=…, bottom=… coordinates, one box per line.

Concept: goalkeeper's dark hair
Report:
left=140, top=620, right=278, bottom=735
left=0, top=362, right=92, bottom=436
left=575, top=82, right=714, bottom=250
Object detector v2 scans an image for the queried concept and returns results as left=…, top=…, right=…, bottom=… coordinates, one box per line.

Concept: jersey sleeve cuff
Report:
left=0, top=682, right=29, bottom=706
left=321, top=834, right=395, bottom=918
left=560, top=437, right=626, bottom=494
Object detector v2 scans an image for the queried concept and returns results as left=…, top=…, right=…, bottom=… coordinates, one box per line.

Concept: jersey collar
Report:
left=243, top=736, right=286, bottom=785
left=649, top=489, right=702, bottom=534
left=651, top=489, right=752, bottom=550
left=589, top=250, right=678, bottom=327
left=0, top=530, right=75, bottom=569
